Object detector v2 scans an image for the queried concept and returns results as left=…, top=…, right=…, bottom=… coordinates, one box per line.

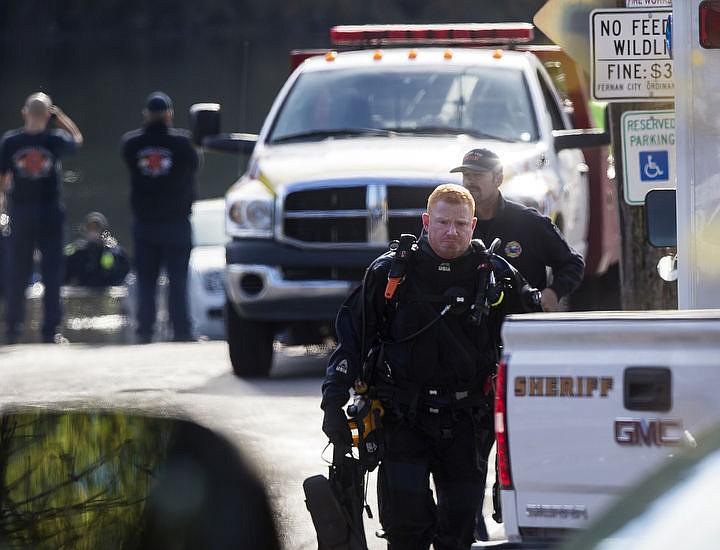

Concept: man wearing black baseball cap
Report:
left=121, top=91, right=200, bottom=343
left=452, top=147, right=584, bottom=313
left=452, top=148, right=584, bottom=541
left=144, top=91, right=173, bottom=114
left=450, top=148, right=502, bottom=174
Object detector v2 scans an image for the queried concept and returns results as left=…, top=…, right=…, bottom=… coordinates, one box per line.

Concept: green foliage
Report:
left=0, top=411, right=173, bottom=549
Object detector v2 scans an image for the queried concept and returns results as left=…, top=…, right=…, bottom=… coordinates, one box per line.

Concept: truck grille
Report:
left=280, top=182, right=437, bottom=247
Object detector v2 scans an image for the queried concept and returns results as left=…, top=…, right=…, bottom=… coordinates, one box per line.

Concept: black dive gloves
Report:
left=321, top=400, right=352, bottom=447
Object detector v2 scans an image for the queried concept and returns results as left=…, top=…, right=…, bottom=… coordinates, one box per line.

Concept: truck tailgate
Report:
left=500, top=310, right=720, bottom=538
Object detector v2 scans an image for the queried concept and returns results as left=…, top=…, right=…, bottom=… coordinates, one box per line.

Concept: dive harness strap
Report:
left=371, top=377, right=494, bottom=418
left=384, top=233, right=418, bottom=300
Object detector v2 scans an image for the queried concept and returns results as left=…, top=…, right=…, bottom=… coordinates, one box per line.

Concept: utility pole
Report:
left=608, top=100, right=677, bottom=309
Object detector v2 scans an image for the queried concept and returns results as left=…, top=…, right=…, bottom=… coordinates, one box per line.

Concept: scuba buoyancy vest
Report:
left=378, top=238, right=499, bottom=390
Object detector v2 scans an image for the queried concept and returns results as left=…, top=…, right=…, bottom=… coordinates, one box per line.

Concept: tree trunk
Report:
left=608, top=102, right=678, bottom=310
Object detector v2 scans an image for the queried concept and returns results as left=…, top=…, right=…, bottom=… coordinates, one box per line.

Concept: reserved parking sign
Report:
left=621, top=110, right=676, bottom=205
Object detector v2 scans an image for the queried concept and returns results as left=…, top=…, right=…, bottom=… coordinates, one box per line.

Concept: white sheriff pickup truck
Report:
left=494, top=309, right=720, bottom=546
left=491, top=4, right=720, bottom=543
left=191, top=24, right=613, bottom=377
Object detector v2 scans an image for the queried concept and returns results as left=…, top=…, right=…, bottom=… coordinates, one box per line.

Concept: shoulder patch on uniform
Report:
left=505, top=241, right=522, bottom=258
left=336, top=359, right=349, bottom=374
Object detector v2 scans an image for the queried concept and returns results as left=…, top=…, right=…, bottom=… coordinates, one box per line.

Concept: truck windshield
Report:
left=268, top=65, right=538, bottom=144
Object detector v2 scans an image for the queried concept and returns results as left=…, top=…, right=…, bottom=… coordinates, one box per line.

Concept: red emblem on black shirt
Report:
left=137, top=147, right=173, bottom=177
left=13, top=147, right=53, bottom=179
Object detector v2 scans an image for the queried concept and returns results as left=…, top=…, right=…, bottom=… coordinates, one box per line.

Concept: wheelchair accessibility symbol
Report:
left=639, top=151, right=669, bottom=182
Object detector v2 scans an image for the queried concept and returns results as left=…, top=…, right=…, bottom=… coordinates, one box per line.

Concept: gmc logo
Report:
left=614, top=418, right=683, bottom=447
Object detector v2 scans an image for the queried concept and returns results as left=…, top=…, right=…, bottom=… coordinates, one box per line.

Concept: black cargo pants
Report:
left=377, top=410, right=489, bottom=550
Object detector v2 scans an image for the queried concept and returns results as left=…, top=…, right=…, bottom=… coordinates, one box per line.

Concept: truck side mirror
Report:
left=645, top=188, right=677, bottom=247
left=553, top=103, right=611, bottom=152
left=553, top=127, right=610, bottom=151
left=202, top=133, right=258, bottom=155
left=189, top=103, right=221, bottom=147
left=188, top=103, right=259, bottom=155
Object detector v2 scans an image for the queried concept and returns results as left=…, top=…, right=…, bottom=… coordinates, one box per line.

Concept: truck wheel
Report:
left=225, top=301, right=274, bottom=378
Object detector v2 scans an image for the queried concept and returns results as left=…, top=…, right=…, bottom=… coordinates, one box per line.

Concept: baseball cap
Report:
left=144, top=91, right=173, bottom=113
left=84, top=211, right=108, bottom=231
left=450, top=148, right=502, bottom=173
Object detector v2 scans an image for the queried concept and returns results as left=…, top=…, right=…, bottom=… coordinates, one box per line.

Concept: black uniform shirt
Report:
left=0, top=128, right=76, bottom=204
left=473, top=193, right=585, bottom=309
left=121, top=122, right=199, bottom=223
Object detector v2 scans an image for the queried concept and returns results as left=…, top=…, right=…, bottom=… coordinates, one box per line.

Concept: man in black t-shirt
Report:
left=0, top=92, right=83, bottom=344
left=121, top=91, right=200, bottom=343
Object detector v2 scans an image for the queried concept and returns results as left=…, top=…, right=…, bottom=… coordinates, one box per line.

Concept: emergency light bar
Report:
left=330, top=23, right=534, bottom=47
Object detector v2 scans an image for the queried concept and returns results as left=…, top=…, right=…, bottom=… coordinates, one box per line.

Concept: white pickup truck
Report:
left=494, top=309, right=720, bottom=546
left=191, top=23, right=615, bottom=377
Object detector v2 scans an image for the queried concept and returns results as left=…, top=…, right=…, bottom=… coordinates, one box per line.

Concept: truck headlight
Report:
left=226, top=180, right=274, bottom=238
